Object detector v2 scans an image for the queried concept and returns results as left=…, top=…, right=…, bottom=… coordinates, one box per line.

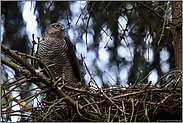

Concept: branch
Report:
left=137, top=1, right=176, bottom=26
left=1, top=44, right=37, bottom=76
left=1, top=44, right=102, bottom=121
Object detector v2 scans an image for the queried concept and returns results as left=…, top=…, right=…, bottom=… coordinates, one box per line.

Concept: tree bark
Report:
left=171, top=1, right=182, bottom=85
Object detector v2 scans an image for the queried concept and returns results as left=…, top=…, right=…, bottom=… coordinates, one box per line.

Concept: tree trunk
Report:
left=171, top=1, right=182, bottom=86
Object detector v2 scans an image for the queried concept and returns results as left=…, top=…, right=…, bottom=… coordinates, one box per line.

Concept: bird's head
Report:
left=44, top=23, right=65, bottom=38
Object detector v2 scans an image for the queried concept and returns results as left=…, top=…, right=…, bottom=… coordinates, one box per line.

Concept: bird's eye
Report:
left=54, top=25, right=60, bottom=28
left=61, top=25, right=64, bottom=29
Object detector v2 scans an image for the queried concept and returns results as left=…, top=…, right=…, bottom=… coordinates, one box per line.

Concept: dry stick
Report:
left=173, top=74, right=182, bottom=90
left=104, top=71, right=122, bottom=86
left=136, top=72, right=152, bottom=86
left=39, top=1, right=54, bottom=27
left=91, top=97, right=101, bottom=115
left=85, top=12, right=91, bottom=50
left=132, top=71, right=142, bottom=88
left=102, top=1, right=112, bottom=13
left=112, top=87, right=181, bottom=101
left=112, top=2, right=125, bottom=17
left=1, top=45, right=86, bottom=117
left=12, top=49, right=54, bottom=81
left=81, top=54, right=126, bottom=114
left=1, top=44, right=36, bottom=76
left=157, top=2, right=171, bottom=45
left=1, top=56, right=31, bottom=78
left=1, top=54, right=102, bottom=121
left=35, top=37, right=40, bottom=55
left=65, top=7, right=71, bottom=27
left=1, top=76, right=26, bottom=90
left=75, top=101, right=99, bottom=122
left=143, top=81, right=152, bottom=90
left=81, top=54, right=100, bottom=91
left=153, top=70, right=182, bottom=88
left=83, top=97, right=98, bottom=114
left=13, top=50, right=37, bottom=60
left=2, top=91, right=32, bottom=111
left=1, top=78, right=31, bottom=99
left=91, top=12, right=113, bottom=40
left=122, top=100, right=127, bottom=122
left=36, top=58, right=54, bottom=81
left=4, top=89, right=48, bottom=112
left=75, top=1, right=90, bottom=26
left=107, top=105, right=111, bottom=122
left=83, top=1, right=96, bottom=19
left=42, top=98, right=65, bottom=121
left=2, top=105, right=66, bottom=114
left=137, top=1, right=176, bottom=26
left=31, top=33, right=36, bottom=65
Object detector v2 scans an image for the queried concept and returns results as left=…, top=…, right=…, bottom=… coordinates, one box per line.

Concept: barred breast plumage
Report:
left=37, top=23, right=81, bottom=83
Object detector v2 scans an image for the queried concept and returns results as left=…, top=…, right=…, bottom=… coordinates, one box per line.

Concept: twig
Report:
left=136, top=72, right=152, bottom=86
left=112, top=88, right=181, bottom=99
left=39, top=1, right=54, bottom=27
left=13, top=50, right=37, bottom=60
left=157, top=2, right=171, bottom=45
left=42, top=98, right=65, bottom=121
left=81, top=54, right=125, bottom=114
left=36, top=58, right=54, bottom=81
left=3, top=89, right=48, bottom=112
left=35, top=36, right=40, bottom=56
left=81, top=54, right=100, bottom=89
left=85, top=12, right=91, bottom=50
left=84, top=97, right=98, bottom=114
left=137, top=1, right=176, bottom=26
left=104, top=71, right=122, bottom=86
left=132, top=71, right=142, bottom=88
left=107, top=105, right=111, bottom=122
left=143, top=81, right=152, bottom=90
left=129, top=98, right=135, bottom=122
left=1, top=76, right=26, bottom=90
left=153, top=70, right=182, bottom=88
left=65, top=6, right=71, bottom=27
left=1, top=44, right=37, bottom=76
left=75, top=1, right=90, bottom=26
left=91, top=12, right=113, bottom=40
left=122, top=100, right=127, bottom=122
left=1, top=78, right=31, bottom=99
left=31, top=33, right=36, bottom=65
left=102, top=1, right=112, bottom=13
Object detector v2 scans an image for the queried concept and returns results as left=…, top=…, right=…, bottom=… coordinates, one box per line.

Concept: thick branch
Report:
left=1, top=44, right=37, bottom=76
left=1, top=44, right=102, bottom=121
left=1, top=56, right=31, bottom=77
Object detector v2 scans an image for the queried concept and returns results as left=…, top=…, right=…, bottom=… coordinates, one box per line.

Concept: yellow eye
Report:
left=61, top=25, right=64, bottom=29
left=54, top=25, right=60, bottom=28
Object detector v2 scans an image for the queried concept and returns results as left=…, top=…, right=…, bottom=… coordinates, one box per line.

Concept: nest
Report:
left=1, top=44, right=182, bottom=122
left=29, top=71, right=182, bottom=122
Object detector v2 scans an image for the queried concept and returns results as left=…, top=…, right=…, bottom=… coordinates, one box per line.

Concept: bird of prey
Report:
left=37, top=23, right=81, bottom=83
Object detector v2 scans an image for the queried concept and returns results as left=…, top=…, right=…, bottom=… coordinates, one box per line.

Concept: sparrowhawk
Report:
left=37, top=23, right=81, bottom=83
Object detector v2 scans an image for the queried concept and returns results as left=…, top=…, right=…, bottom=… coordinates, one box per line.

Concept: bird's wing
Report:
left=64, top=36, right=81, bottom=82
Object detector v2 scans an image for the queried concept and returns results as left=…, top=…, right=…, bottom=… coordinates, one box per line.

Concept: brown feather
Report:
left=64, top=36, right=81, bottom=82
